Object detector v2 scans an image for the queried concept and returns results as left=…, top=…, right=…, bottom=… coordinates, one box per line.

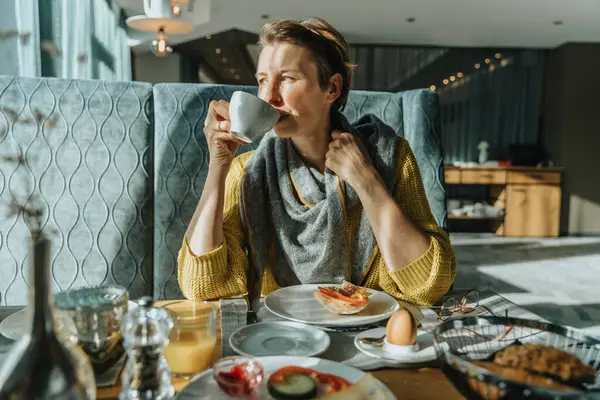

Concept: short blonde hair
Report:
left=259, top=18, right=355, bottom=112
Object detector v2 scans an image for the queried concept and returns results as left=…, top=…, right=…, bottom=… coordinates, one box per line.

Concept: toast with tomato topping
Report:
left=313, top=281, right=372, bottom=315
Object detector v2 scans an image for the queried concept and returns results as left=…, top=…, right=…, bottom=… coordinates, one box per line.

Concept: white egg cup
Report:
left=229, top=91, right=280, bottom=143
left=383, top=338, right=420, bottom=355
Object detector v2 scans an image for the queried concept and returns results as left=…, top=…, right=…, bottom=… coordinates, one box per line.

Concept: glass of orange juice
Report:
left=163, top=300, right=217, bottom=377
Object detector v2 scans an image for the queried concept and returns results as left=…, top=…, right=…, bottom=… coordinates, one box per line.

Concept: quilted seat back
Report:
left=0, top=76, right=154, bottom=305
left=0, top=77, right=446, bottom=303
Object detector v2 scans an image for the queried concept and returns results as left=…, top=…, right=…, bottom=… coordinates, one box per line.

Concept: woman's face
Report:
left=256, top=42, right=338, bottom=138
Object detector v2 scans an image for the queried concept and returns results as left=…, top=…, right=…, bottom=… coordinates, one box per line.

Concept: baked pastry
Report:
left=473, top=361, right=575, bottom=391
left=467, top=361, right=574, bottom=400
left=464, top=344, right=598, bottom=399
left=493, top=344, right=597, bottom=386
left=313, top=281, right=371, bottom=315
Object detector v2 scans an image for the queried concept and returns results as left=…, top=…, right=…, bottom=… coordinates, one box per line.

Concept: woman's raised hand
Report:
left=325, top=130, right=376, bottom=188
left=203, top=100, right=247, bottom=169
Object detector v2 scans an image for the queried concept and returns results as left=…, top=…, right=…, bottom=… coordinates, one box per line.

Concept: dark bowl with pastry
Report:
left=432, top=316, right=600, bottom=399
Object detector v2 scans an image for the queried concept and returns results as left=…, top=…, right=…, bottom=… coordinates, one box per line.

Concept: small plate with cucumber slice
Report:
left=174, top=356, right=397, bottom=399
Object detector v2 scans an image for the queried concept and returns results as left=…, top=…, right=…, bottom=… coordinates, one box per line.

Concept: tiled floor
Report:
left=450, top=233, right=600, bottom=337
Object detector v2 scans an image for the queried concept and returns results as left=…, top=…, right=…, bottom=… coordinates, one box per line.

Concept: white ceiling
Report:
left=119, top=0, right=600, bottom=50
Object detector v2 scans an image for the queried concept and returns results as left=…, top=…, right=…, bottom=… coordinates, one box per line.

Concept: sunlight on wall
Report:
left=569, top=195, right=600, bottom=234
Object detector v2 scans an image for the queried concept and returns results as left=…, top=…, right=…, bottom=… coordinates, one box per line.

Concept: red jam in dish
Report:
left=216, top=362, right=262, bottom=397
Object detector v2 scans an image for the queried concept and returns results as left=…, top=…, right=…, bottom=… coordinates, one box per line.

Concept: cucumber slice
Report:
left=267, top=372, right=318, bottom=400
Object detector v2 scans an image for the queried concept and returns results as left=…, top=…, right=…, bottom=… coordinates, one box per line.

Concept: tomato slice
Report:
left=315, top=372, right=351, bottom=393
left=269, top=366, right=316, bottom=382
left=269, top=366, right=351, bottom=395
left=317, top=286, right=367, bottom=306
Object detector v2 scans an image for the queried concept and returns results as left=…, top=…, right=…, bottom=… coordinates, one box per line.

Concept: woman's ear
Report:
left=327, top=73, right=343, bottom=104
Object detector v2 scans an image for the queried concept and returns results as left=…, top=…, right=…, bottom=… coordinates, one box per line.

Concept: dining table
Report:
left=0, top=290, right=547, bottom=399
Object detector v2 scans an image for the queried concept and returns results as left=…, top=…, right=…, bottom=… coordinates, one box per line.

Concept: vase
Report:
left=0, top=236, right=96, bottom=399
left=478, top=148, right=488, bottom=164
left=55, top=285, right=129, bottom=376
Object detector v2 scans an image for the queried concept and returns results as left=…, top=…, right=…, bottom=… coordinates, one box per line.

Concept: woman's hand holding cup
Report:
left=203, top=99, right=247, bottom=170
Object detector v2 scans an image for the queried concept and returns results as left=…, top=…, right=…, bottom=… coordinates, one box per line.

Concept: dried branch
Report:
left=2, top=108, right=19, bottom=123
left=1, top=106, right=51, bottom=239
left=40, top=41, right=61, bottom=58
left=7, top=199, right=43, bottom=238
left=0, top=155, right=25, bottom=165
left=19, top=32, right=30, bottom=45
left=0, top=30, right=19, bottom=40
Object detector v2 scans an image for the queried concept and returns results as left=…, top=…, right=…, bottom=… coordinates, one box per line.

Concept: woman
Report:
left=178, top=18, right=456, bottom=306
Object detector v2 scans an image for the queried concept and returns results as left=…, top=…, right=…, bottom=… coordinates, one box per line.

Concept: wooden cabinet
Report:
left=461, top=169, right=506, bottom=184
left=508, top=170, right=561, bottom=185
left=444, top=168, right=460, bottom=184
left=504, top=184, right=561, bottom=237
left=444, top=167, right=506, bottom=184
left=445, top=166, right=563, bottom=237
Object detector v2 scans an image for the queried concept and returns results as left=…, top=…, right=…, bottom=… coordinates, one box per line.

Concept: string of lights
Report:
left=206, top=36, right=242, bottom=81
left=429, top=52, right=513, bottom=92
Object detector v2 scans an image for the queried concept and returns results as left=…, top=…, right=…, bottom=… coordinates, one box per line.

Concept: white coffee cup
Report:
left=229, top=91, right=280, bottom=143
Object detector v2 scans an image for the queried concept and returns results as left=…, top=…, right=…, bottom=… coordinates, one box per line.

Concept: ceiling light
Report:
left=215, top=48, right=221, bottom=54
left=150, top=27, right=172, bottom=57
left=450, top=76, right=456, bottom=82
left=443, top=79, right=449, bottom=85
left=234, top=74, right=240, bottom=80
left=222, top=57, right=228, bottom=63
left=429, top=85, right=436, bottom=91
left=125, top=11, right=194, bottom=36
left=475, top=63, right=481, bottom=69
left=489, top=65, right=496, bottom=71
left=495, top=53, right=502, bottom=59
left=206, top=34, right=212, bottom=39
left=171, top=0, right=193, bottom=17
left=485, top=58, right=491, bottom=64
left=501, top=59, right=509, bottom=67
left=457, top=72, right=463, bottom=78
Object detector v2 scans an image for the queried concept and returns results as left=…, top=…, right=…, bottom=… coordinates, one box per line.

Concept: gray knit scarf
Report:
left=240, top=111, right=399, bottom=307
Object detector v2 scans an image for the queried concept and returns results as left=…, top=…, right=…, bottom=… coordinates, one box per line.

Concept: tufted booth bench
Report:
left=0, top=76, right=446, bottom=305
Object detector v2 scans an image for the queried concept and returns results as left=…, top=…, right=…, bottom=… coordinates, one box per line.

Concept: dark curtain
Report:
left=349, top=46, right=448, bottom=91
left=438, top=50, right=545, bottom=164
left=348, top=45, right=545, bottom=164
left=179, top=55, right=201, bottom=83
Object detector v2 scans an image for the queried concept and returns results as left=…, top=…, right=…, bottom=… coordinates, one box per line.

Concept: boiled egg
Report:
left=385, top=308, right=417, bottom=347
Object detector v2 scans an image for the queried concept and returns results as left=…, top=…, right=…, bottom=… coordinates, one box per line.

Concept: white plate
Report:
left=230, top=321, right=331, bottom=358
left=0, top=300, right=138, bottom=340
left=0, top=310, right=27, bottom=340
left=354, top=327, right=438, bottom=364
left=264, top=284, right=400, bottom=327
left=174, top=355, right=397, bottom=400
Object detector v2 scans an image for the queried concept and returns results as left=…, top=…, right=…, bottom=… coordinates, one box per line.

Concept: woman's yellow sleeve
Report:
left=375, top=138, right=456, bottom=305
left=177, top=154, right=252, bottom=300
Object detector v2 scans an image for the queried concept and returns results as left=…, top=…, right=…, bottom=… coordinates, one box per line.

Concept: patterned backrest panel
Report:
left=0, top=76, right=154, bottom=305
left=153, top=83, right=446, bottom=299
left=152, top=84, right=258, bottom=299
left=345, top=89, right=447, bottom=228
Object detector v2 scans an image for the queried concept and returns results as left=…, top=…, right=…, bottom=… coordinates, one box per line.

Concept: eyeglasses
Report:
left=432, top=291, right=516, bottom=342
left=430, top=290, right=481, bottom=321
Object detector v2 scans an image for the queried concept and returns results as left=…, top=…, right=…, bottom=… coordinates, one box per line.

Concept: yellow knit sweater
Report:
left=178, top=137, right=456, bottom=306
